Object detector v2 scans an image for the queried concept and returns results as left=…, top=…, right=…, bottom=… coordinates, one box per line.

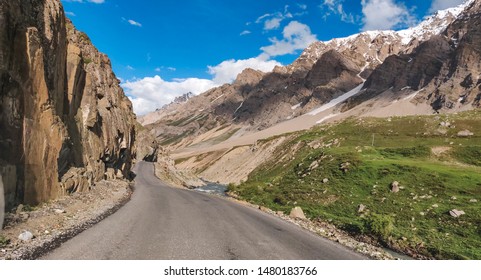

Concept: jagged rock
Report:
left=61, top=168, right=90, bottom=193
left=0, top=0, right=136, bottom=208
left=457, top=130, right=474, bottom=137
left=391, top=181, right=400, bottom=193
left=449, top=209, right=466, bottom=218
left=105, top=168, right=116, bottom=180
left=309, top=161, right=320, bottom=170
left=289, top=207, right=307, bottom=220
left=53, top=209, right=66, bottom=214
left=340, top=162, right=351, bottom=173
left=16, top=204, right=24, bottom=214
left=358, top=204, right=367, bottom=213
left=18, top=231, right=34, bottom=242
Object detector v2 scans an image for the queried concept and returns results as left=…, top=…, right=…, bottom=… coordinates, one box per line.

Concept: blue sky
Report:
left=61, top=0, right=467, bottom=115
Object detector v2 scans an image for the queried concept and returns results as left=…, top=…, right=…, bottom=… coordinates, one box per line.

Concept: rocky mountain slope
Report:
left=143, top=1, right=475, bottom=150
left=0, top=0, right=138, bottom=209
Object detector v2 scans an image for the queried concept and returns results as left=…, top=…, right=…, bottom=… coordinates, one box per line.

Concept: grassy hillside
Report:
left=229, top=110, right=481, bottom=259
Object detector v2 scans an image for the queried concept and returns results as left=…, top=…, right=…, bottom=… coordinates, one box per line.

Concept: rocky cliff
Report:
left=0, top=0, right=137, bottom=209
left=347, top=0, right=481, bottom=111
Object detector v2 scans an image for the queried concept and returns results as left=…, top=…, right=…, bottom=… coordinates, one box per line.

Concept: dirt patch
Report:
left=431, top=146, right=452, bottom=157
left=0, top=180, right=132, bottom=260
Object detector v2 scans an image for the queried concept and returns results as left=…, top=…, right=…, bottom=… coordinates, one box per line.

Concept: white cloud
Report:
left=126, top=65, right=134, bottom=70
left=260, top=21, right=318, bottom=57
left=123, top=76, right=217, bottom=115
left=361, top=0, right=416, bottom=31
left=208, top=57, right=281, bottom=84
left=256, top=14, right=273, bottom=24
left=65, top=11, right=76, bottom=17
left=264, top=17, right=283, bottom=30
left=429, top=0, right=465, bottom=12
left=255, top=4, right=307, bottom=32
left=240, top=30, right=251, bottom=36
left=298, top=4, right=307, bottom=10
left=128, top=19, right=142, bottom=27
left=155, top=68, right=161, bottom=72
left=167, top=67, right=177, bottom=71
left=321, top=0, right=355, bottom=23
left=123, top=57, right=281, bottom=114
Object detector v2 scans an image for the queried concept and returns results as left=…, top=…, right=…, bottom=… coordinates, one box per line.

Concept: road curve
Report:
left=42, top=162, right=367, bottom=260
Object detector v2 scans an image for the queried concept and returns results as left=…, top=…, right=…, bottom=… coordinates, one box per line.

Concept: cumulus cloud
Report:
left=361, top=0, right=416, bottom=31
left=128, top=19, right=142, bottom=27
left=208, top=57, right=281, bottom=84
left=255, top=5, right=307, bottom=32
left=321, top=0, right=355, bottom=23
left=264, top=17, right=283, bottom=30
left=123, top=57, right=281, bottom=115
left=123, top=76, right=217, bottom=115
left=429, top=0, right=465, bottom=12
left=260, top=21, right=318, bottom=57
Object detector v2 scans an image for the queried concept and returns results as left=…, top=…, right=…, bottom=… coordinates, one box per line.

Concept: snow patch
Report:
left=308, top=84, right=364, bottom=116
left=316, top=114, right=339, bottom=124
left=291, top=103, right=302, bottom=110
left=403, top=89, right=422, bottom=101
left=211, top=94, right=224, bottom=103
left=234, top=102, right=244, bottom=114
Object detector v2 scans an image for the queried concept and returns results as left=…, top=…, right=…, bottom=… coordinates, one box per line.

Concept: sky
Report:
left=61, top=0, right=467, bottom=115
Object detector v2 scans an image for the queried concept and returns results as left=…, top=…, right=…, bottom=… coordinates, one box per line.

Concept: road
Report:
left=42, top=162, right=366, bottom=260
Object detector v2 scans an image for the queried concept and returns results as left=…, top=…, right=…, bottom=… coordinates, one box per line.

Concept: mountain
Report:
left=0, top=0, right=138, bottom=209
left=347, top=0, right=481, bottom=111
left=143, top=1, right=475, bottom=150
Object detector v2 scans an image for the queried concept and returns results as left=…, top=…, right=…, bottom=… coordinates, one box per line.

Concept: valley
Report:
left=1, top=0, right=481, bottom=261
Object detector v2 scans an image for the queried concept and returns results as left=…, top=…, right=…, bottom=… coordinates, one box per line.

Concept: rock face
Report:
left=351, top=0, right=481, bottom=111
left=0, top=0, right=137, bottom=209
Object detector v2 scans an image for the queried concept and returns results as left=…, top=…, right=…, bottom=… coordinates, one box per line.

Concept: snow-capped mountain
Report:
left=143, top=0, right=480, bottom=149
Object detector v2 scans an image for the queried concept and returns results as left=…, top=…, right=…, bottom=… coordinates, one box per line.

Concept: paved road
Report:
left=42, top=162, right=366, bottom=260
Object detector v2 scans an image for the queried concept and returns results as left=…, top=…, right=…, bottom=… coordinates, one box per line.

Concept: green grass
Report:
left=0, top=235, right=10, bottom=247
left=452, top=146, right=481, bottom=166
left=230, top=110, right=481, bottom=259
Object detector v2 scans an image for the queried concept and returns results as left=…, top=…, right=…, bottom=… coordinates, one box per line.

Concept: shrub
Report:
left=0, top=235, right=10, bottom=247
left=381, top=146, right=430, bottom=158
left=365, top=213, right=394, bottom=240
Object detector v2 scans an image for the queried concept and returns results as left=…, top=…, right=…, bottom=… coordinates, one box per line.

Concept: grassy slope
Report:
left=229, top=110, right=481, bottom=259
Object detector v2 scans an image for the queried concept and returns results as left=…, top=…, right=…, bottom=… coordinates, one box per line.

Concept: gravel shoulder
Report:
left=0, top=180, right=132, bottom=260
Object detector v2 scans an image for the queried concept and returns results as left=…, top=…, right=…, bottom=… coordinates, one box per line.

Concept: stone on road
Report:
left=42, top=162, right=366, bottom=260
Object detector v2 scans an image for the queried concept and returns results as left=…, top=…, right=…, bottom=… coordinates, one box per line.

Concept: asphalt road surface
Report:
left=42, top=162, right=367, bottom=260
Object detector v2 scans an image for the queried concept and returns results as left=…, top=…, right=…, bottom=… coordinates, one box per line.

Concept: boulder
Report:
left=289, top=207, right=307, bottom=220
left=18, top=231, right=34, bottom=242
left=358, top=204, right=367, bottom=213
left=322, top=178, right=329, bottom=184
left=457, top=130, right=474, bottom=137
left=391, top=181, right=400, bottom=193
left=449, top=209, right=466, bottom=218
